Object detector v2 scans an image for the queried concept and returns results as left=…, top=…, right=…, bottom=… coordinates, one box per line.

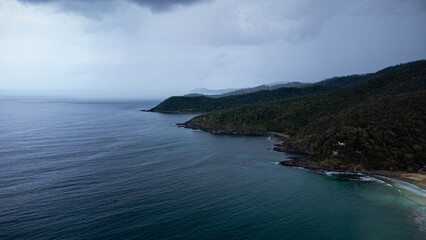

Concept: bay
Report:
left=0, top=98, right=424, bottom=239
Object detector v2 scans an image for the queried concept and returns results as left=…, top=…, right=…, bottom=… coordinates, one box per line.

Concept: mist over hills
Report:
left=188, top=88, right=239, bottom=96
left=187, top=82, right=309, bottom=98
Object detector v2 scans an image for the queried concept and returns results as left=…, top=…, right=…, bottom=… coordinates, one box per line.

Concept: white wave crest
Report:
left=322, top=170, right=363, bottom=176
left=390, top=179, right=426, bottom=198
left=359, top=176, right=387, bottom=184
left=267, top=136, right=281, bottom=143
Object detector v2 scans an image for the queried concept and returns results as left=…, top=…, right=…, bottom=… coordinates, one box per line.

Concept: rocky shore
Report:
left=183, top=122, right=266, bottom=136
left=273, top=142, right=309, bottom=155
left=183, top=122, right=426, bottom=190
left=280, top=157, right=426, bottom=190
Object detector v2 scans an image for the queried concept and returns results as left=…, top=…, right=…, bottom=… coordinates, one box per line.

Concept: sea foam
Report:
left=390, top=179, right=426, bottom=199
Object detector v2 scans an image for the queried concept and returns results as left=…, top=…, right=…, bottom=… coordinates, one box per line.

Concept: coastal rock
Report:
left=184, top=121, right=265, bottom=136
left=273, top=140, right=310, bottom=155
left=279, top=157, right=353, bottom=172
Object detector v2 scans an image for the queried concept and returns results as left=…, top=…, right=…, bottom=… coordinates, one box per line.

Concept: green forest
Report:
left=150, top=61, right=420, bottom=113
left=183, top=60, right=426, bottom=172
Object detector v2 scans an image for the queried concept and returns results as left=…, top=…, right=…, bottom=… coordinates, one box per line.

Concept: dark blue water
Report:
left=1, top=98, right=425, bottom=240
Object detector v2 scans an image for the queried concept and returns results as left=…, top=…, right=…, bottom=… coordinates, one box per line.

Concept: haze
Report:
left=1, top=0, right=425, bottom=99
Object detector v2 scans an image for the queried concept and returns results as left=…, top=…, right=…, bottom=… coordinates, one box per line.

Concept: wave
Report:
left=390, top=179, right=426, bottom=199
left=358, top=176, right=393, bottom=187
left=321, top=170, right=363, bottom=176
left=267, top=136, right=279, bottom=143
left=412, top=207, right=426, bottom=232
left=367, top=176, right=426, bottom=208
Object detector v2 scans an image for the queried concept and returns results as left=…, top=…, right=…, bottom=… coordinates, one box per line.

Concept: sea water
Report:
left=0, top=97, right=425, bottom=240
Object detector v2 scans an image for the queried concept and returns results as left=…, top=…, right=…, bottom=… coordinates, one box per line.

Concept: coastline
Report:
left=184, top=122, right=267, bottom=136
left=183, top=123, right=426, bottom=193
left=279, top=157, right=426, bottom=191
left=141, top=109, right=203, bottom=114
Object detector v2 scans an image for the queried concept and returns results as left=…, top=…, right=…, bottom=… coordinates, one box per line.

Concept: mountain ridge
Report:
left=150, top=61, right=420, bottom=113
left=183, top=60, right=426, bottom=172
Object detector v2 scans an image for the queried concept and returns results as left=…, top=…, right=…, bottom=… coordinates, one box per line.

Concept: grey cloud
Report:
left=131, top=0, right=208, bottom=12
left=3, top=0, right=425, bottom=99
left=15, top=0, right=426, bottom=44
left=18, top=0, right=208, bottom=14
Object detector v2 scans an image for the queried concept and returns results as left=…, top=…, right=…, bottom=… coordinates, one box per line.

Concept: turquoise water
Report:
left=0, top=98, right=425, bottom=239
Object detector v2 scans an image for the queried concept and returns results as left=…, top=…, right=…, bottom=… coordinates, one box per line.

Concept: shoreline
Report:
left=142, top=109, right=204, bottom=114
left=183, top=123, right=426, bottom=191
left=183, top=122, right=267, bottom=136
left=280, top=157, right=426, bottom=191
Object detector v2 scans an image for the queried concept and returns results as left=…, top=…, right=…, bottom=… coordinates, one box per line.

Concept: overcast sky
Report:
left=1, top=0, right=425, bottom=99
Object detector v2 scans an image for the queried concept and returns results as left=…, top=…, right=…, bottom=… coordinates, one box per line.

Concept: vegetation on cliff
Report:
left=185, top=60, right=426, bottom=171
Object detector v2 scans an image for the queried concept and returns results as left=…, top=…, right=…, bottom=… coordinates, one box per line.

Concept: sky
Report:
left=0, top=0, right=425, bottom=99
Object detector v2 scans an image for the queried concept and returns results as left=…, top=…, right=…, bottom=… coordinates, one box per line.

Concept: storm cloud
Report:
left=18, top=0, right=209, bottom=14
left=1, top=0, right=426, bottom=99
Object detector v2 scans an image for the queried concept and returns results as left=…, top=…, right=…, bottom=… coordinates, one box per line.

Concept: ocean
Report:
left=0, top=98, right=425, bottom=240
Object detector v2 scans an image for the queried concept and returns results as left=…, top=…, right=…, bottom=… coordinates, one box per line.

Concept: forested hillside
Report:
left=150, top=61, right=421, bottom=113
left=184, top=60, right=426, bottom=171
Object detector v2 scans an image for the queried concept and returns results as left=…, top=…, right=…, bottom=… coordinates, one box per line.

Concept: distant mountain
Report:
left=184, top=60, right=426, bottom=172
left=214, top=82, right=308, bottom=98
left=187, top=82, right=308, bottom=98
left=188, top=88, right=239, bottom=96
left=150, top=62, right=418, bottom=113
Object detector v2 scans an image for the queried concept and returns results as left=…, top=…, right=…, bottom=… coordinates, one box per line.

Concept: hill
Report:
left=210, top=81, right=308, bottom=98
left=150, top=62, right=418, bottom=113
left=186, top=82, right=308, bottom=98
left=184, top=60, right=426, bottom=172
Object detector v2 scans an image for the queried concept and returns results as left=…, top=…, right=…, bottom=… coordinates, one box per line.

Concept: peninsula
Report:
left=151, top=60, right=426, bottom=179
